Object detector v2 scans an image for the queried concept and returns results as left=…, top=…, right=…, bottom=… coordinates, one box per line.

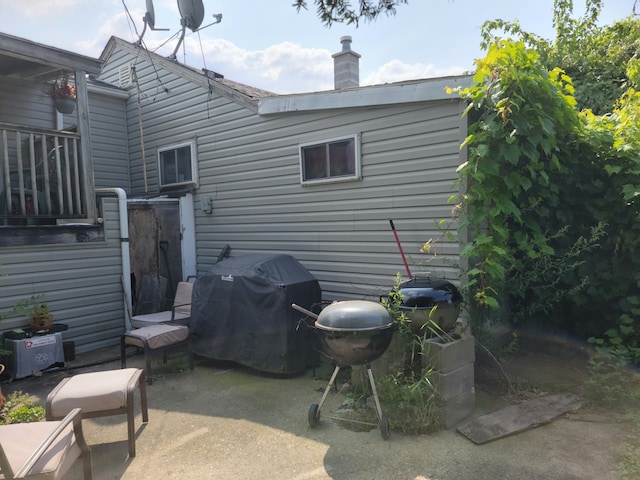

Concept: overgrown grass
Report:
left=376, top=369, right=443, bottom=435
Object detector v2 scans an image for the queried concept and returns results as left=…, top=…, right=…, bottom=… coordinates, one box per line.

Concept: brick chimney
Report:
left=332, top=36, right=360, bottom=89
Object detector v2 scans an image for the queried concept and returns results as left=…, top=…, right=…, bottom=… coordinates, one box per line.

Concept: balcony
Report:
left=0, top=123, right=93, bottom=225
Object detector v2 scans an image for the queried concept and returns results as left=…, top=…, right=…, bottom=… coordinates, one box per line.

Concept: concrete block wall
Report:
left=424, top=335, right=476, bottom=428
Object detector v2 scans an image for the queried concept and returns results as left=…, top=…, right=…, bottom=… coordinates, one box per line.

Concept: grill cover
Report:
left=190, top=254, right=321, bottom=374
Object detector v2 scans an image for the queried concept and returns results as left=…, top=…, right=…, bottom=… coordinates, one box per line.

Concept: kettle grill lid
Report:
left=399, top=277, right=462, bottom=308
left=316, top=300, right=393, bottom=332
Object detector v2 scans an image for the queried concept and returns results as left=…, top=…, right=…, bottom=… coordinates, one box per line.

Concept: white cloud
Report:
left=144, top=35, right=467, bottom=94
left=177, top=38, right=335, bottom=94
left=5, top=0, right=84, bottom=17
left=363, top=59, right=468, bottom=86
left=75, top=10, right=133, bottom=56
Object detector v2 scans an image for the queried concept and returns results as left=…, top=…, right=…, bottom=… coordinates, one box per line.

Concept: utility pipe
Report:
left=96, top=188, right=132, bottom=331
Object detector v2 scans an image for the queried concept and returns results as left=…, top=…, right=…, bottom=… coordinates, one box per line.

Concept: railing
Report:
left=0, top=124, right=89, bottom=225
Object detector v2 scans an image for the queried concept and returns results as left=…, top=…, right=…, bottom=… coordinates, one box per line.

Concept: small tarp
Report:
left=190, top=254, right=322, bottom=374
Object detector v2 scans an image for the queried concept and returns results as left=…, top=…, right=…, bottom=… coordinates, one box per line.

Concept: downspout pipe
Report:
left=96, top=188, right=132, bottom=331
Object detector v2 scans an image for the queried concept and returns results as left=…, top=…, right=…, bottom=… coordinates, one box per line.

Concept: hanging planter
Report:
left=54, top=96, right=76, bottom=114
left=50, top=77, right=77, bottom=114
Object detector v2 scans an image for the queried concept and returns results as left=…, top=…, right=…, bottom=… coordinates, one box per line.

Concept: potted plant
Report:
left=50, top=77, right=77, bottom=114
left=29, top=304, right=54, bottom=332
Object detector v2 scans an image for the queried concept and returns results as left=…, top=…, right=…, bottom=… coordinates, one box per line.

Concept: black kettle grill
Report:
left=292, top=300, right=394, bottom=440
left=397, top=276, right=462, bottom=335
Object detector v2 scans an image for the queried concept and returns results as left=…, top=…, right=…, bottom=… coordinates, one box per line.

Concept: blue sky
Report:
left=0, top=0, right=633, bottom=94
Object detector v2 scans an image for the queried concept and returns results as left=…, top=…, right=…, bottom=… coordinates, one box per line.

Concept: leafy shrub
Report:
left=0, top=391, right=45, bottom=424
left=451, top=19, right=640, bottom=363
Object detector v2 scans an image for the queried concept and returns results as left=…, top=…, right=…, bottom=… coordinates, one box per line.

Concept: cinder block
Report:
left=423, top=335, right=475, bottom=373
left=432, top=363, right=475, bottom=401
left=438, top=388, right=476, bottom=429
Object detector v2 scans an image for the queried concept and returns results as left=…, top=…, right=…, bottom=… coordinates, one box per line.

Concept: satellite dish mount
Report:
left=136, top=0, right=169, bottom=46
left=169, top=0, right=222, bottom=61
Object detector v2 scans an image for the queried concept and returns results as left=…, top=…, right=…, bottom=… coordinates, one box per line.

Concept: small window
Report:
left=158, top=140, right=198, bottom=189
left=299, top=135, right=360, bottom=185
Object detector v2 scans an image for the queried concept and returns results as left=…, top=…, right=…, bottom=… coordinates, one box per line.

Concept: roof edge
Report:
left=0, top=31, right=102, bottom=75
left=257, top=75, right=473, bottom=115
left=100, top=37, right=262, bottom=112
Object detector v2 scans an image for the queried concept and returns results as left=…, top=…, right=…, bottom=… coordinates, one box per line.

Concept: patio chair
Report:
left=131, top=280, right=193, bottom=328
left=0, top=407, right=92, bottom=480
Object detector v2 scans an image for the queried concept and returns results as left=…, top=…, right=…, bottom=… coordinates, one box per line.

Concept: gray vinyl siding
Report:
left=0, top=77, right=57, bottom=129
left=0, top=198, right=127, bottom=353
left=195, top=102, right=464, bottom=301
left=124, top=70, right=224, bottom=196
left=100, top=43, right=466, bottom=303
left=89, top=92, right=130, bottom=192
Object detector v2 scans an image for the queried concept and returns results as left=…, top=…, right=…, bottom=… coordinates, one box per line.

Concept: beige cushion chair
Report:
left=0, top=407, right=92, bottom=480
left=45, top=368, right=148, bottom=458
left=131, top=281, right=193, bottom=328
left=121, top=324, right=193, bottom=385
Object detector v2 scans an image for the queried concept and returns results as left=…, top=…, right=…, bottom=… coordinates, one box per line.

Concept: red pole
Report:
left=389, top=219, right=412, bottom=279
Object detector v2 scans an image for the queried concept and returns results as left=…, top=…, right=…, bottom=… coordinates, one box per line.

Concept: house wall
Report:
left=0, top=197, right=127, bottom=353
left=100, top=45, right=466, bottom=303
left=88, top=91, right=130, bottom=192
left=0, top=77, right=57, bottom=128
left=197, top=102, right=465, bottom=301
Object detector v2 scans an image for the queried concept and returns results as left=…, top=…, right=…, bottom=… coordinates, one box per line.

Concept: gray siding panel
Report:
left=0, top=198, right=127, bottom=353
left=0, top=78, right=57, bottom=129
left=194, top=100, right=464, bottom=300
left=100, top=45, right=465, bottom=304
left=89, top=92, right=130, bottom=192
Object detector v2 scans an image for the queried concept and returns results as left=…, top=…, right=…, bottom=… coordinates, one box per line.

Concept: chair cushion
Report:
left=131, top=311, right=190, bottom=328
left=0, top=421, right=79, bottom=479
left=124, top=324, right=189, bottom=350
left=48, top=368, right=141, bottom=418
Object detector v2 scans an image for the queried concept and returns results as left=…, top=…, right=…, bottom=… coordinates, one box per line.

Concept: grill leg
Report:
left=317, top=365, right=341, bottom=414
left=366, top=364, right=384, bottom=422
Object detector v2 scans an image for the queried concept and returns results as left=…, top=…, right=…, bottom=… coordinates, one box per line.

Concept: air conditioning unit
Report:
left=3, top=332, right=65, bottom=379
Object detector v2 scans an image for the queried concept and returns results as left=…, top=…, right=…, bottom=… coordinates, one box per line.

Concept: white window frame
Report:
left=299, top=134, right=361, bottom=185
left=157, top=140, right=198, bottom=189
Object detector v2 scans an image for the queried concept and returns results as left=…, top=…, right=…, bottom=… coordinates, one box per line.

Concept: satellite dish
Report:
left=144, top=0, right=156, bottom=29
left=136, top=0, right=169, bottom=46
left=177, top=0, right=205, bottom=31
left=169, top=0, right=222, bottom=61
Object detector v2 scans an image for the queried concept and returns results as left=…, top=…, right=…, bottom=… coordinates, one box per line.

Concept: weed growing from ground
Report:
left=0, top=390, right=45, bottom=424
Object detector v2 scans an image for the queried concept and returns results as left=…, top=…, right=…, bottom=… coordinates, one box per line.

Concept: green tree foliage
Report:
left=293, top=0, right=408, bottom=26
left=455, top=21, right=640, bottom=362
left=482, top=0, right=640, bottom=114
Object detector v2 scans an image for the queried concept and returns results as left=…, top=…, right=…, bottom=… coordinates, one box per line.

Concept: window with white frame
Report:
left=158, top=140, right=198, bottom=189
left=299, top=134, right=360, bottom=184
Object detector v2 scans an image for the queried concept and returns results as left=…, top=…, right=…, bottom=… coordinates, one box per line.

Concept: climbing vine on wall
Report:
left=451, top=36, right=640, bottom=362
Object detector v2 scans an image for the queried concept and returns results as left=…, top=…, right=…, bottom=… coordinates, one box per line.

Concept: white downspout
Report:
left=96, top=187, right=132, bottom=331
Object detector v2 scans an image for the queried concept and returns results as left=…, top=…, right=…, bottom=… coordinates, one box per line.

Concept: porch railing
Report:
left=0, top=123, right=90, bottom=225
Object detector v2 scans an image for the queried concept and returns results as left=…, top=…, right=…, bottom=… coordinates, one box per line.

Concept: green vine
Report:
left=450, top=5, right=640, bottom=363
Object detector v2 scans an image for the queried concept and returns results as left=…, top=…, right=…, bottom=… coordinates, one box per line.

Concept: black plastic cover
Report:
left=189, top=253, right=322, bottom=374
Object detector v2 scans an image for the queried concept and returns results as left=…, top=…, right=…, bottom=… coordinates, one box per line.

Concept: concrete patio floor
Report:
left=3, top=342, right=635, bottom=480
